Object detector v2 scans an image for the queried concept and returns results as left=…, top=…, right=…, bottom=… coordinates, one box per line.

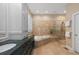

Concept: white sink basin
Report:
left=0, top=43, right=16, bottom=53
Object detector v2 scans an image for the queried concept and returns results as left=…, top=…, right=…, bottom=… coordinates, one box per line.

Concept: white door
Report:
left=74, top=13, right=79, bottom=52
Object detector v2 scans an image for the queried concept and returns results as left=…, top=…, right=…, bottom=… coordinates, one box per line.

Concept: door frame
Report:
left=72, top=11, right=79, bottom=51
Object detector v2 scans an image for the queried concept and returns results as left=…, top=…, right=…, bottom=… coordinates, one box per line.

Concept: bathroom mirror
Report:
left=0, top=4, right=8, bottom=42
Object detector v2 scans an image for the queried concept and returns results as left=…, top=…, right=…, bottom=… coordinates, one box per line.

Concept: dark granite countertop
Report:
left=0, top=37, right=30, bottom=55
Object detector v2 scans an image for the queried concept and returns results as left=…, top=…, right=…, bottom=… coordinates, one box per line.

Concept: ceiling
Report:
left=27, top=3, right=67, bottom=14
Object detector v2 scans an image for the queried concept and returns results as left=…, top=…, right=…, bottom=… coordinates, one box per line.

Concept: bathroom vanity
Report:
left=0, top=35, right=35, bottom=55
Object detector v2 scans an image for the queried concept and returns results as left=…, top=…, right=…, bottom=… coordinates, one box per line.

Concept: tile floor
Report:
left=33, top=39, right=78, bottom=55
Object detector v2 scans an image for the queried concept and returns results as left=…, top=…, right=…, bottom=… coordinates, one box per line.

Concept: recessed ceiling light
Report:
left=64, top=10, right=66, bottom=13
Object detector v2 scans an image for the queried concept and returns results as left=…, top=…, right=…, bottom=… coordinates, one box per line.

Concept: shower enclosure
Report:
left=0, top=4, right=8, bottom=42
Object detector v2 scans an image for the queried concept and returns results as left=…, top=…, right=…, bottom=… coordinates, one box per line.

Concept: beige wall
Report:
left=32, top=14, right=65, bottom=36
left=66, top=3, right=79, bottom=48
left=66, top=3, right=79, bottom=20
